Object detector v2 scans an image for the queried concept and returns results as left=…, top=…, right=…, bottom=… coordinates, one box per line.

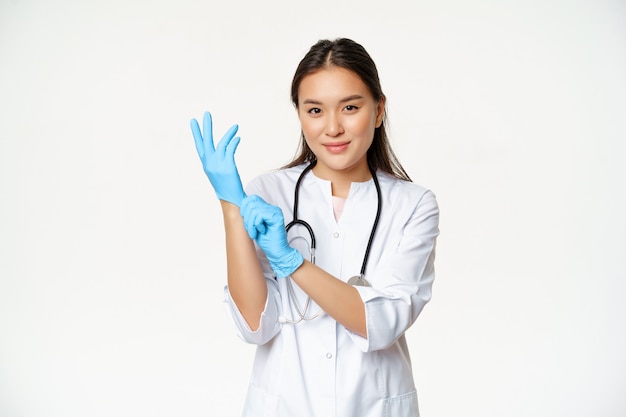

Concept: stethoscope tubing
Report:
left=280, top=160, right=382, bottom=324
left=285, top=160, right=382, bottom=278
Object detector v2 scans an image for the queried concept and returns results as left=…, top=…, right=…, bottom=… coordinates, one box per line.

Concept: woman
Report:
left=191, top=38, right=439, bottom=417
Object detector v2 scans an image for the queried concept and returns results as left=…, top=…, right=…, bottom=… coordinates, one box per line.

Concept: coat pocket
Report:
left=382, top=390, right=419, bottom=417
left=242, top=383, right=280, bottom=417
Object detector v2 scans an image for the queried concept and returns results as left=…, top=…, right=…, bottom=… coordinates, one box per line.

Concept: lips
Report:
left=323, top=142, right=350, bottom=154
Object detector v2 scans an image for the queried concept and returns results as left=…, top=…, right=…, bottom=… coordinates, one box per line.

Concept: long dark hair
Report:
left=284, top=38, right=411, bottom=182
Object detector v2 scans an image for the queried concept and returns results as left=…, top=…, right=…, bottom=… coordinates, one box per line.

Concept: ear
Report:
left=375, top=96, right=386, bottom=128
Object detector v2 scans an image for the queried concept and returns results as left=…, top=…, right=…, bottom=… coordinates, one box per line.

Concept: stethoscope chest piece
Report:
left=347, top=275, right=371, bottom=287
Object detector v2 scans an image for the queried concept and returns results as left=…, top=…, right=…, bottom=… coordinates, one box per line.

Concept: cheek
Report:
left=349, top=115, right=377, bottom=137
left=300, top=118, right=323, bottom=139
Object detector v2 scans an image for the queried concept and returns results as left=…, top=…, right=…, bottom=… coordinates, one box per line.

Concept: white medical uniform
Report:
left=224, top=164, right=439, bottom=417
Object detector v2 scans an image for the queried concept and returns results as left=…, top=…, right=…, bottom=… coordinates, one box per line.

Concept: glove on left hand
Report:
left=240, top=195, right=304, bottom=278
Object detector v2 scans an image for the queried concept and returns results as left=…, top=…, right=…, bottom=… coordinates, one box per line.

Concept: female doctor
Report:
left=190, top=38, right=439, bottom=417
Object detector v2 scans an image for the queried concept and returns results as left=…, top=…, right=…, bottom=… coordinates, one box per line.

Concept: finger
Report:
left=243, top=197, right=270, bottom=238
left=254, top=213, right=267, bottom=235
left=202, top=111, right=216, bottom=156
left=244, top=209, right=264, bottom=240
left=245, top=219, right=257, bottom=240
left=245, top=194, right=268, bottom=205
left=190, top=118, right=205, bottom=160
left=225, top=136, right=241, bottom=159
left=264, top=205, right=285, bottom=228
left=241, top=197, right=258, bottom=239
left=216, top=124, right=239, bottom=155
left=250, top=209, right=268, bottom=237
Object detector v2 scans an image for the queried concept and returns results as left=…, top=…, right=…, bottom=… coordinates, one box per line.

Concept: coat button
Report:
left=326, top=353, right=333, bottom=359
left=333, top=232, right=339, bottom=238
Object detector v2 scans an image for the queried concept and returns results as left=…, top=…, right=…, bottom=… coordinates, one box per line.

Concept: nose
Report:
left=325, top=113, right=344, bottom=137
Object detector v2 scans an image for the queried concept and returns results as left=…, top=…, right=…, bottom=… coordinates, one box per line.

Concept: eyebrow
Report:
left=301, top=94, right=365, bottom=105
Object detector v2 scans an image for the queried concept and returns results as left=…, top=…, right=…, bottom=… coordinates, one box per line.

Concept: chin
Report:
left=319, top=158, right=365, bottom=174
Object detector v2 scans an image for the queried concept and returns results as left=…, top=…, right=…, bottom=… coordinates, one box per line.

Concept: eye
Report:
left=307, top=108, right=322, bottom=115
left=344, top=104, right=359, bottom=112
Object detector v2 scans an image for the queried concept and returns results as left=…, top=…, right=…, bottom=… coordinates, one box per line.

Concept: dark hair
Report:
left=284, top=38, right=411, bottom=182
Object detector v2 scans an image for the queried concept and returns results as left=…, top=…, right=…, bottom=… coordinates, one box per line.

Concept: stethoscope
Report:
left=279, top=160, right=382, bottom=324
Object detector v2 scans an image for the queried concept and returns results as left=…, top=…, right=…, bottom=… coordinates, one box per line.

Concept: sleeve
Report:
left=223, top=278, right=282, bottom=345
left=346, top=190, right=440, bottom=352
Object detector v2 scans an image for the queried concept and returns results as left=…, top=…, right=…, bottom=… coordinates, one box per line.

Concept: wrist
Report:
left=221, top=200, right=243, bottom=219
left=271, top=248, right=304, bottom=278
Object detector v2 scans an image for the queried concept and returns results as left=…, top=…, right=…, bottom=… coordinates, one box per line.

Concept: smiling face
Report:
left=297, top=66, right=385, bottom=182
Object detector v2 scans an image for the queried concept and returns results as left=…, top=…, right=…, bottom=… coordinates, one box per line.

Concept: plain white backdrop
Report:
left=1, top=0, right=625, bottom=416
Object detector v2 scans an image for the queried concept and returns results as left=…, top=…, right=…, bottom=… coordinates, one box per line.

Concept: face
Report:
left=297, top=66, right=385, bottom=181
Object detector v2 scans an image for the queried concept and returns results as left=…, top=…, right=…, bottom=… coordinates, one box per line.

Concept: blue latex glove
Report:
left=190, top=111, right=246, bottom=206
left=240, top=195, right=304, bottom=278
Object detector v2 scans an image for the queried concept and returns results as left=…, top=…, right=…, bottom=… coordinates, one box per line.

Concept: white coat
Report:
left=224, top=164, right=439, bottom=417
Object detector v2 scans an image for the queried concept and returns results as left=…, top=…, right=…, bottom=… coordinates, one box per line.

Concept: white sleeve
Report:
left=346, top=190, right=439, bottom=352
left=223, top=278, right=282, bottom=345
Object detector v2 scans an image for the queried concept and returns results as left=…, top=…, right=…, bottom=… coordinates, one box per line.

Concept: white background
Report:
left=1, top=0, right=625, bottom=416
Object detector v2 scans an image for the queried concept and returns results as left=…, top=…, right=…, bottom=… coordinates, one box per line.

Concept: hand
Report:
left=190, top=111, right=246, bottom=206
left=240, top=195, right=304, bottom=278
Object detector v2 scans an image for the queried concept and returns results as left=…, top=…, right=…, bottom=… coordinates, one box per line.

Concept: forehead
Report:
left=298, top=67, right=371, bottom=102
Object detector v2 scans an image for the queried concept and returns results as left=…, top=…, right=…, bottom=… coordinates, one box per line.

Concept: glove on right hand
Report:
left=240, top=195, right=304, bottom=278
left=190, top=111, right=246, bottom=206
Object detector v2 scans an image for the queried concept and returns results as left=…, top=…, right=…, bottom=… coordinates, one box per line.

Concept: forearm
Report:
left=290, top=260, right=366, bottom=337
left=221, top=201, right=267, bottom=330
